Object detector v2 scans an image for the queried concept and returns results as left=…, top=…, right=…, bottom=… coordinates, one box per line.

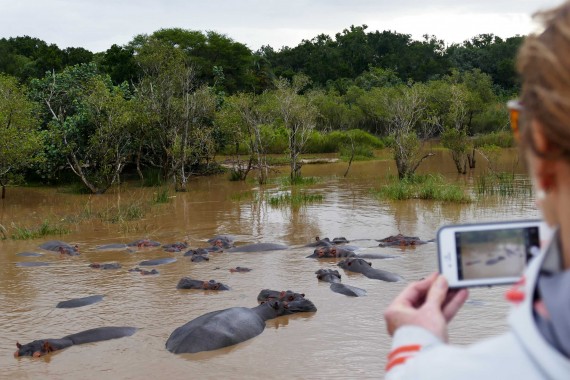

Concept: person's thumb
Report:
left=425, top=275, right=448, bottom=308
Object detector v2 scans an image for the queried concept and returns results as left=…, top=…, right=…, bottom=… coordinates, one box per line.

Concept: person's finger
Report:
left=392, top=272, right=438, bottom=306
left=442, top=288, right=469, bottom=321
left=425, top=275, right=449, bottom=308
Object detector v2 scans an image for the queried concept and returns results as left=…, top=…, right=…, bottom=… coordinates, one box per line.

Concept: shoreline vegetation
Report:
left=1, top=145, right=532, bottom=241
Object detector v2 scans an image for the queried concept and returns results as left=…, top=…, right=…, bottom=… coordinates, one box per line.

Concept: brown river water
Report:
left=0, top=151, right=540, bottom=379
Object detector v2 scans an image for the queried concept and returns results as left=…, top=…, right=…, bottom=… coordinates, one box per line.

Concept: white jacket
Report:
left=386, top=236, right=570, bottom=379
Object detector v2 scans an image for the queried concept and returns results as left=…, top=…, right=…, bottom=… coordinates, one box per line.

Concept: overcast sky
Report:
left=0, top=0, right=563, bottom=53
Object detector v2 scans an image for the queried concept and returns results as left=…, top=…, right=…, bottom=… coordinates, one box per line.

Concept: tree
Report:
left=31, top=63, right=133, bottom=193
left=0, top=74, right=44, bottom=198
left=383, top=84, right=434, bottom=179
left=272, top=74, right=318, bottom=181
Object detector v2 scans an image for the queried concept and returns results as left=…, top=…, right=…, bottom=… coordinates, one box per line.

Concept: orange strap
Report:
left=386, top=355, right=411, bottom=372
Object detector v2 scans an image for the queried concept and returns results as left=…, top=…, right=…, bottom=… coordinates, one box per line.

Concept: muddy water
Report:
left=0, top=151, right=540, bottom=379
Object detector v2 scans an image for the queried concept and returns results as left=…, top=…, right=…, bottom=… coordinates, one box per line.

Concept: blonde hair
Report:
left=517, top=1, right=570, bottom=157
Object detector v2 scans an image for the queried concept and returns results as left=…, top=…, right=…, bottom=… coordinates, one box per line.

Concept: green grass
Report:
left=97, top=201, right=145, bottom=223
left=152, top=187, right=170, bottom=204
left=373, top=174, right=472, bottom=203
left=10, top=219, right=70, bottom=240
left=270, top=176, right=321, bottom=187
left=268, top=192, right=324, bottom=207
left=230, top=190, right=258, bottom=201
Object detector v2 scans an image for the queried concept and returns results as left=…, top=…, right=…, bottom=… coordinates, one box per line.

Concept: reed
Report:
left=98, top=201, right=145, bottom=223
left=475, top=172, right=533, bottom=197
left=373, top=174, right=472, bottom=203
left=10, top=219, right=70, bottom=240
left=268, top=192, right=324, bottom=207
left=152, top=187, right=170, bottom=204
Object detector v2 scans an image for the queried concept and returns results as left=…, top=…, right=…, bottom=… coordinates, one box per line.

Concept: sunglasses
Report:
left=507, top=100, right=523, bottom=142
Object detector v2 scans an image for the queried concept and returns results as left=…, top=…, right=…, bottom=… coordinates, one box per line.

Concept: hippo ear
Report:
left=16, top=342, right=22, bottom=349
left=271, top=301, right=279, bottom=310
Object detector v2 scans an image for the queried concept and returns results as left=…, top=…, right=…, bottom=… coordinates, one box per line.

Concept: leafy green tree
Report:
left=0, top=74, right=44, bottom=198
left=31, top=63, right=133, bottom=193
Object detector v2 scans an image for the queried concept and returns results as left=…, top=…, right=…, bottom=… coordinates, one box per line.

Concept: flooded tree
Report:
left=383, top=84, right=434, bottom=179
left=30, top=64, right=133, bottom=194
left=272, top=74, right=318, bottom=181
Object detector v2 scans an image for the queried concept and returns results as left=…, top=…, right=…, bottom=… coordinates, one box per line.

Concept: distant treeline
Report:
left=0, top=25, right=522, bottom=94
left=0, top=25, right=521, bottom=195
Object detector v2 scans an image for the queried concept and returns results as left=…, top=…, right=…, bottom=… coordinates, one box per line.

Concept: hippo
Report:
left=229, top=267, right=252, bottom=273
left=305, top=236, right=350, bottom=247
left=163, top=242, right=188, bottom=252
left=127, top=239, right=161, bottom=248
left=176, top=278, right=230, bottom=290
left=14, top=326, right=137, bottom=358
left=39, top=240, right=79, bottom=254
left=16, top=262, right=51, bottom=267
left=256, top=289, right=306, bottom=303
left=94, top=243, right=129, bottom=251
left=89, top=262, right=121, bottom=270
left=315, top=269, right=367, bottom=297
left=16, top=252, right=43, bottom=257
left=56, top=295, right=104, bottom=309
left=191, top=254, right=209, bottom=262
left=228, top=243, right=288, bottom=253
left=329, top=283, right=367, bottom=297
left=165, top=297, right=316, bottom=354
left=128, top=267, right=159, bottom=275
left=184, top=248, right=210, bottom=256
left=138, top=257, right=177, bottom=266
left=315, top=269, right=342, bottom=283
left=307, top=246, right=357, bottom=259
left=207, top=235, right=235, bottom=249
left=377, top=234, right=434, bottom=247
left=337, top=258, right=403, bottom=282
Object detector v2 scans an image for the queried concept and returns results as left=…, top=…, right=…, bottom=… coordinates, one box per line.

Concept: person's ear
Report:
left=531, top=120, right=557, bottom=192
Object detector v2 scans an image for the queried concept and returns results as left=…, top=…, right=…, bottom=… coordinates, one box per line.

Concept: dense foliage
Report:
left=0, top=26, right=521, bottom=192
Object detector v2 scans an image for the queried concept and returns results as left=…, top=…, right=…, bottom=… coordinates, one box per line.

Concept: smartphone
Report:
left=437, top=220, right=547, bottom=288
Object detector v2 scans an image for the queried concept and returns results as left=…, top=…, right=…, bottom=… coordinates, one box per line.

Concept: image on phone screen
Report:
left=456, top=226, right=540, bottom=280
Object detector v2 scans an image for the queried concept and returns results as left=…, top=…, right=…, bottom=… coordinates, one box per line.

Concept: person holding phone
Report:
left=383, top=2, right=570, bottom=379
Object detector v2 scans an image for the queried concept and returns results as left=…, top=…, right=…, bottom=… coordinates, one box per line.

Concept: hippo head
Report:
left=315, top=269, right=341, bottom=281
left=257, top=289, right=306, bottom=303
left=14, top=340, right=53, bottom=358
left=280, top=298, right=317, bottom=315
left=204, top=280, right=229, bottom=290
left=338, top=258, right=371, bottom=269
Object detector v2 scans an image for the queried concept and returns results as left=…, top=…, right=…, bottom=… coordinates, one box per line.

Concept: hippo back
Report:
left=166, top=307, right=265, bottom=354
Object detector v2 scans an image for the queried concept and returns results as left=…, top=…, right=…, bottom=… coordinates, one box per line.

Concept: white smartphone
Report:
left=437, top=220, right=547, bottom=288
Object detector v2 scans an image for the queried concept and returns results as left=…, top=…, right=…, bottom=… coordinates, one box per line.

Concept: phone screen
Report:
left=455, top=226, right=540, bottom=280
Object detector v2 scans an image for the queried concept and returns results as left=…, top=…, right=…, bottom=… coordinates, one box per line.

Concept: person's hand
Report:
left=383, top=273, right=469, bottom=342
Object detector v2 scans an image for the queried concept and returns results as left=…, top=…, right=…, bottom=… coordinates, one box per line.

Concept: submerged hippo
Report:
left=89, top=262, right=121, bottom=270
left=128, top=267, right=159, bottom=275
left=305, top=236, right=350, bottom=247
left=16, top=262, right=51, bottom=267
left=338, top=258, right=403, bottom=282
left=39, top=241, right=79, bottom=256
left=229, top=267, right=252, bottom=273
left=256, top=289, right=306, bottom=303
left=176, top=277, right=229, bottom=290
left=183, top=249, right=210, bottom=262
left=165, top=297, right=317, bottom=354
left=315, top=269, right=342, bottom=283
left=139, top=257, right=177, bottom=266
left=14, top=326, right=137, bottom=357
left=228, top=243, right=288, bottom=253
left=127, top=239, right=161, bottom=248
left=377, top=234, right=434, bottom=247
left=307, top=246, right=357, bottom=259
left=16, top=252, right=43, bottom=257
left=315, top=269, right=367, bottom=297
left=162, top=242, right=189, bottom=252
left=329, top=283, right=367, bottom=297
left=208, top=235, right=235, bottom=249
left=94, top=243, right=129, bottom=251
left=56, top=295, right=104, bottom=309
